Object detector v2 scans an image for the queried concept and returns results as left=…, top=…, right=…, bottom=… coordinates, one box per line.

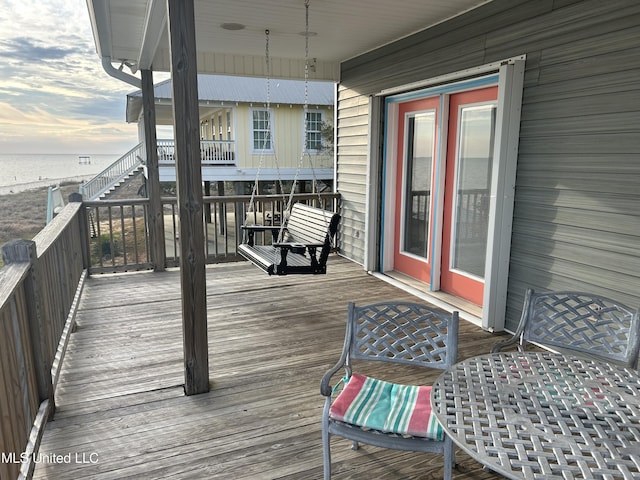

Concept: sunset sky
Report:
left=0, top=0, right=142, bottom=154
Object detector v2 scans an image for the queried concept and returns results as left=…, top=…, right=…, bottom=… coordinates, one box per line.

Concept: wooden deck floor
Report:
left=33, top=256, right=507, bottom=480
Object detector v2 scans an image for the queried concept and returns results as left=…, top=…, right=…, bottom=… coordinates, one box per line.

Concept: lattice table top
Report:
left=432, top=352, right=640, bottom=479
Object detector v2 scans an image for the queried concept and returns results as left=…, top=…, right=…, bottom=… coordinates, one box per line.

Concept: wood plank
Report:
left=32, top=257, right=507, bottom=479
left=1, top=296, right=25, bottom=479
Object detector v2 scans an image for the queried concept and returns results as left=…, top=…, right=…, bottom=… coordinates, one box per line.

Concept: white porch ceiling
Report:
left=87, top=0, right=493, bottom=82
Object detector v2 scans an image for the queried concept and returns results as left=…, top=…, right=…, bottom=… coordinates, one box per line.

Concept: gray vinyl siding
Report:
left=336, top=0, right=640, bottom=330
left=336, top=86, right=370, bottom=264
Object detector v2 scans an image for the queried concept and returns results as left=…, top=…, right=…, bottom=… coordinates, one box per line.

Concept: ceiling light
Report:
left=221, top=23, right=245, bottom=31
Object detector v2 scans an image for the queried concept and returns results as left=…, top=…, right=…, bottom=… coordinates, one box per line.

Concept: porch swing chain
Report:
left=278, top=0, right=319, bottom=243
left=246, top=30, right=270, bottom=220
left=302, top=0, right=325, bottom=210
left=267, top=28, right=289, bottom=206
left=246, top=29, right=288, bottom=227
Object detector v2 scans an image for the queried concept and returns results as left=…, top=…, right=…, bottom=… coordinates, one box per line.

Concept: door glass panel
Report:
left=451, top=104, right=496, bottom=278
left=402, top=111, right=435, bottom=259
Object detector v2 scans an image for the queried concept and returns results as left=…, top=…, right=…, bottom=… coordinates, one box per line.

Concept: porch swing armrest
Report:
left=241, top=225, right=281, bottom=234
left=273, top=241, right=323, bottom=249
left=241, top=225, right=281, bottom=244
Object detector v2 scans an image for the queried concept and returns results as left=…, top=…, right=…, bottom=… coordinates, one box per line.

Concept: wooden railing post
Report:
left=2, top=239, right=56, bottom=414
left=69, top=192, right=91, bottom=271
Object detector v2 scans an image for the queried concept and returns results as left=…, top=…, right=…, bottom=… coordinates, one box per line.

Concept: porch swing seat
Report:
left=238, top=203, right=340, bottom=275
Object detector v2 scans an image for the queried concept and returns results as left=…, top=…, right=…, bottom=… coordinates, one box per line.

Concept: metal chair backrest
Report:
left=345, top=301, right=459, bottom=371
left=493, top=289, right=640, bottom=368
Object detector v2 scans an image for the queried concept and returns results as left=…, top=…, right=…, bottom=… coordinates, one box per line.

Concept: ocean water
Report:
left=0, top=153, right=120, bottom=195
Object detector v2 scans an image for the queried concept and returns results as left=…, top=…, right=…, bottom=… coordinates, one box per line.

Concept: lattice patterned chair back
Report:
left=320, top=301, right=459, bottom=480
left=349, top=301, right=456, bottom=367
left=492, top=289, right=640, bottom=368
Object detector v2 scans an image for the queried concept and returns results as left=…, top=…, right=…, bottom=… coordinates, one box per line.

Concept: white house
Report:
left=126, top=74, right=335, bottom=193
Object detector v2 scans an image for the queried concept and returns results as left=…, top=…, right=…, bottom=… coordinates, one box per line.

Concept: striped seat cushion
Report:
left=329, top=373, right=444, bottom=441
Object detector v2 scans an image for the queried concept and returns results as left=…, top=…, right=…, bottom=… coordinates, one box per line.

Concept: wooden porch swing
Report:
left=238, top=202, right=340, bottom=275
left=238, top=1, right=340, bottom=276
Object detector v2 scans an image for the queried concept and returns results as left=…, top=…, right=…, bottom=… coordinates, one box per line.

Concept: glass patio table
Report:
left=431, top=351, right=640, bottom=479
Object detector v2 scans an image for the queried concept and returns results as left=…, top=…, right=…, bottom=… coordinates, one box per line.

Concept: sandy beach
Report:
left=0, top=175, right=91, bottom=196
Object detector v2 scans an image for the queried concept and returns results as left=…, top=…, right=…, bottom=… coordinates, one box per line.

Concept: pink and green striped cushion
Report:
left=329, top=373, right=444, bottom=441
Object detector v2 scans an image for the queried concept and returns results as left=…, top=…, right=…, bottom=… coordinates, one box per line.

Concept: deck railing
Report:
left=157, top=138, right=237, bottom=165
left=84, top=193, right=340, bottom=274
left=0, top=195, right=87, bottom=479
left=0, top=190, right=343, bottom=480
left=80, top=143, right=146, bottom=201
left=0, top=192, right=340, bottom=476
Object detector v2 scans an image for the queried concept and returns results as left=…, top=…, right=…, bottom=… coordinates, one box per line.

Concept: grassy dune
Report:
left=0, top=182, right=81, bottom=262
left=0, top=182, right=81, bottom=244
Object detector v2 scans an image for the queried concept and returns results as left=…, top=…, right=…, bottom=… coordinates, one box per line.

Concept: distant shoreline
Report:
left=0, top=176, right=90, bottom=196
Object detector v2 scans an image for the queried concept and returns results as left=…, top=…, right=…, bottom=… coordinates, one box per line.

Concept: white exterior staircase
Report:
left=80, top=143, right=146, bottom=200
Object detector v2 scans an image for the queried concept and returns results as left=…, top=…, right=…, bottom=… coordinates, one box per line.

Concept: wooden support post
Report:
left=141, top=69, right=166, bottom=272
left=166, top=0, right=209, bottom=395
left=2, top=240, right=55, bottom=414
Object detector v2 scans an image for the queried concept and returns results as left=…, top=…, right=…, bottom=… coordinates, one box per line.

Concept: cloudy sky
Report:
left=0, top=0, right=141, bottom=154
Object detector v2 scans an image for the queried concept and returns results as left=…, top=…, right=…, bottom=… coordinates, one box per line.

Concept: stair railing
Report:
left=80, top=143, right=146, bottom=200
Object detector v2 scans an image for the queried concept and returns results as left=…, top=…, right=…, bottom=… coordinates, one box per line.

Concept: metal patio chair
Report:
left=320, top=301, right=459, bottom=479
left=492, top=288, right=640, bottom=369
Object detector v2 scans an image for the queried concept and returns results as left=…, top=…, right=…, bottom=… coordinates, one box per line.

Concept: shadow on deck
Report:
left=33, top=256, right=505, bottom=479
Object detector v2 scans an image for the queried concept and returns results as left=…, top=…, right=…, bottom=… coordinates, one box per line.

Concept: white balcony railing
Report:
left=157, top=139, right=236, bottom=165
left=80, top=139, right=239, bottom=200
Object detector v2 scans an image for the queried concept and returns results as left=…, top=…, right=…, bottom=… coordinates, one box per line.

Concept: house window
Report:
left=305, top=111, right=323, bottom=152
left=251, top=108, right=273, bottom=152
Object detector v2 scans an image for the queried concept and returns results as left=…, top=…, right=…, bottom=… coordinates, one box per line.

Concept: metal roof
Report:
left=130, top=74, right=334, bottom=104
left=126, top=74, right=334, bottom=123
